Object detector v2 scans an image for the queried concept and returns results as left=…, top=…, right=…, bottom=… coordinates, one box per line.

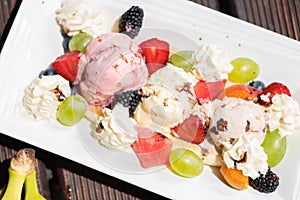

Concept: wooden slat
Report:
left=0, top=0, right=15, bottom=36
left=261, top=0, right=275, bottom=31
left=0, top=0, right=22, bottom=51
left=244, top=0, right=255, bottom=23
left=255, top=0, right=268, bottom=28
left=287, top=0, right=300, bottom=40
left=0, top=0, right=8, bottom=37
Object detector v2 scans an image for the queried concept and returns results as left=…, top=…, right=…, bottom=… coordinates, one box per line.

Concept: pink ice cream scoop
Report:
left=75, top=33, right=148, bottom=108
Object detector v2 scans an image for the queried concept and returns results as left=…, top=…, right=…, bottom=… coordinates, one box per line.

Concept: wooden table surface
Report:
left=0, top=0, right=300, bottom=199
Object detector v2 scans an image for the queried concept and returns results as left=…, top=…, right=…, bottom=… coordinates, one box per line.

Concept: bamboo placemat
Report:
left=224, top=0, right=300, bottom=40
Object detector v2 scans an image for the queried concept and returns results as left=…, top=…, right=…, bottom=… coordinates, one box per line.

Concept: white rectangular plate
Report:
left=0, top=0, right=300, bottom=199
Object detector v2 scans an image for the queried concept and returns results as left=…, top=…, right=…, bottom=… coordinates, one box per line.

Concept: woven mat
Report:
left=222, top=0, right=300, bottom=40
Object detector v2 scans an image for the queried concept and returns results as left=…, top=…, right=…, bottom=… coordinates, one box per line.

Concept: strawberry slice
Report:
left=193, top=79, right=226, bottom=104
left=52, top=50, right=81, bottom=83
left=260, top=82, right=291, bottom=101
left=172, top=115, right=205, bottom=144
left=139, top=38, right=170, bottom=75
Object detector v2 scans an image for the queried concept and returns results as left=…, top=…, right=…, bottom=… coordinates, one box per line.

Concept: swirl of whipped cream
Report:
left=23, top=75, right=71, bottom=121
left=222, top=134, right=268, bottom=179
left=92, top=104, right=137, bottom=151
left=192, top=45, right=233, bottom=81
left=266, top=94, right=300, bottom=136
left=55, top=0, right=105, bottom=37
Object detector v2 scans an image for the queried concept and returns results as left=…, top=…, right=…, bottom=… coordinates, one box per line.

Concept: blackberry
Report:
left=119, top=6, right=144, bottom=38
left=249, top=80, right=265, bottom=90
left=249, top=168, right=279, bottom=193
left=111, top=90, right=142, bottom=116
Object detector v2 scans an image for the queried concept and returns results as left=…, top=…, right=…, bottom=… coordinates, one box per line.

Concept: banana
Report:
left=0, top=148, right=46, bottom=200
left=1, top=168, right=26, bottom=200
left=24, top=170, right=46, bottom=200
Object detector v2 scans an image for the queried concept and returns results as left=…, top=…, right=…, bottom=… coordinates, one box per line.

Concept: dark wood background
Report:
left=0, top=0, right=299, bottom=199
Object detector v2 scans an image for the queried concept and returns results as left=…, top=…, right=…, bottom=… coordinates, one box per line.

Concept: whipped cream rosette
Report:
left=265, top=94, right=300, bottom=136
left=23, top=75, right=71, bottom=120
left=92, top=104, right=138, bottom=151
left=222, top=134, right=268, bottom=179
left=55, top=0, right=105, bottom=37
left=192, top=45, right=233, bottom=81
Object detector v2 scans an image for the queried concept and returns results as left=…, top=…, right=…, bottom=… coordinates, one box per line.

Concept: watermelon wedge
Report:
left=132, top=126, right=173, bottom=168
left=193, top=79, right=226, bottom=104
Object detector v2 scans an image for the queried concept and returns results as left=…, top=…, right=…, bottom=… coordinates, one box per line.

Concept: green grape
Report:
left=169, top=50, right=194, bottom=72
left=261, top=129, right=287, bottom=167
left=57, top=95, right=86, bottom=126
left=169, top=148, right=203, bottom=178
left=68, top=32, right=93, bottom=53
left=228, top=57, right=259, bottom=83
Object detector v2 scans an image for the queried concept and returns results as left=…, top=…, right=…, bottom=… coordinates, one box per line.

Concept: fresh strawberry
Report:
left=139, top=38, right=170, bottom=75
left=172, top=115, right=205, bottom=144
left=193, top=79, right=226, bottom=104
left=260, top=82, right=291, bottom=101
left=52, top=50, right=81, bottom=83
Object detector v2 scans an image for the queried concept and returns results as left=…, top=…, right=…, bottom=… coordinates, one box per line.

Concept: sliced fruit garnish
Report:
left=172, top=115, right=205, bottom=144
left=222, top=84, right=261, bottom=100
left=220, top=164, right=249, bottom=190
left=139, top=38, right=170, bottom=75
left=132, top=127, right=173, bottom=168
left=52, top=50, right=81, bottom=83
left=260, top=82, right=291, bottom=101
left=193, top=79, right=226, bottom=104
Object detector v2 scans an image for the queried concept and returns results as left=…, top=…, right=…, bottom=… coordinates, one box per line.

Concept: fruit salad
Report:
left=22, top=0, right=300, bottom=195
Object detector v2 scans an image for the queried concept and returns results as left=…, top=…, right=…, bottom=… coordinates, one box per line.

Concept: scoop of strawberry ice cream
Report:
left=75, top=33, right=148, bottom=108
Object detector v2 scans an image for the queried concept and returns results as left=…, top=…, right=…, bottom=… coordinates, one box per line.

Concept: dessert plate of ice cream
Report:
left=1, top=0, right=300, bottom=199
